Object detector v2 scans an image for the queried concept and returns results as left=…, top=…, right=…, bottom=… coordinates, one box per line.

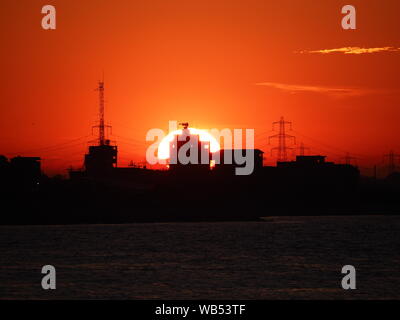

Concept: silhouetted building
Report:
left=278, top=155, right=348, bottom=169
left=168, top=127, right=211, bottom=174
left=289, top=155, right=326, bottom=166
left=9, top=156, right=41, bottom=187
left=0, top=155, right=9, bottom=170
left=84, top=140, right=117, bottom=176
left=213, top=149, right=264, bottom=175
left=276, top=155, right=359, bottom=191
left=0, top=155, right=11, bottom=189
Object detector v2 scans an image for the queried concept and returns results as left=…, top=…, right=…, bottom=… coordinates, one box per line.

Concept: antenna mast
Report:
left=92, top=80, right=111, bottom=146
left=98, top=81, right=105, bottom=145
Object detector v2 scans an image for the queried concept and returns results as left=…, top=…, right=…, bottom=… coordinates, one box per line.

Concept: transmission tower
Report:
left=92, top=81, right=112, bottom=146
left=269, top=116, right=296, bottom=162
left=298, top=142, right=310, bottom=156
left=383, top=150, right=400, bottom=175
left=342, top=152, right=357, bottom=165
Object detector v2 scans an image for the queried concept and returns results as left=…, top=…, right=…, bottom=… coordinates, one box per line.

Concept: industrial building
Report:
left=0, top=156, right=41, bottom=188
left=213, top=149, right=264, bottom=175
left=168, top=122, right=211, bottom=174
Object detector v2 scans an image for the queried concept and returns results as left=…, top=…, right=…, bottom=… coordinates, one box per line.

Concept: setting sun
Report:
left=158, top=128, right=220, bottom=160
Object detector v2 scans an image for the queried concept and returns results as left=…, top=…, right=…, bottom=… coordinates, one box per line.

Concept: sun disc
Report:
left=158, top=128, right=220, bottom=160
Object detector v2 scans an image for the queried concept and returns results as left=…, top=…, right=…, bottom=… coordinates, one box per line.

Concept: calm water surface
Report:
left=0, top=215, right=399, bottom=299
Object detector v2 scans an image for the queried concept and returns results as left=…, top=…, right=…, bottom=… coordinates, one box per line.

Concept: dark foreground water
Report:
left=0, top=215, right=399, bottom=299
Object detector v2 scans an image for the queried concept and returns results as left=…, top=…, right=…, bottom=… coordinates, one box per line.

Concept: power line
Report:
left=110, top=134, right=144, bottom=145
left=8, top=135, right=90, bottom=155
left=292, top=129, right=372, bottom=160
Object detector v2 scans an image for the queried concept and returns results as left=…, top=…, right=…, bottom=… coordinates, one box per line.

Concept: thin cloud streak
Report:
left=296, top=46, right=400, bottom=55
left=255, top=82, right=377, bottom=98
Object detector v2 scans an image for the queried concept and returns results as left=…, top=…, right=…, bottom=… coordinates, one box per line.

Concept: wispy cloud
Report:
left=296, top=46, right=400, bottom=55
left=255, top=82, right=373, bottom=98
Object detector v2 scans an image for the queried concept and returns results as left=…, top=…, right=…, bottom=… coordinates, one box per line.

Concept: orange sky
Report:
left=0, top=0, right=399, bottom=175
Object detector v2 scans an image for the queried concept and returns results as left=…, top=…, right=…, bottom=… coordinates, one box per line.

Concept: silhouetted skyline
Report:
left=0, top=0, right=399, bottom=175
